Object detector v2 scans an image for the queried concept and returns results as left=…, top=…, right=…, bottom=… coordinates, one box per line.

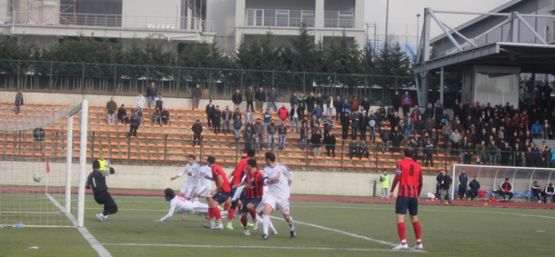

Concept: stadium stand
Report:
left=0, top=101, right=459, bottom=173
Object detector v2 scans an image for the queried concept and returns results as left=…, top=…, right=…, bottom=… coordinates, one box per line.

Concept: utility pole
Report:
left=384, top=0, right=390, bottom=50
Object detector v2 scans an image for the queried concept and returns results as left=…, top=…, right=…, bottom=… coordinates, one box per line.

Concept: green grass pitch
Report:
left=1, top=196, right=554, bottom=257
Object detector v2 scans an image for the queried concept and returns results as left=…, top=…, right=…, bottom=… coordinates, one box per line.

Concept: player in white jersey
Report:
left=194, top=162, right=214, bottom=199
left=154, top=188, right=215, bottom=222
left=170, top=155, right=200, bottom=199
left=260, top=152, right=296, bottom=240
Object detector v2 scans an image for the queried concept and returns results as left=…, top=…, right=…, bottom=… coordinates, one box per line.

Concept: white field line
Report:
left=101, top=242, right=423, bottom=253
left=83, top=205, right=555, bottom=220
left=45, top=193, right=112, bottom=257
left=0, top=210, right=60, bottom=214
left=269, top=216, right=399, bottom=248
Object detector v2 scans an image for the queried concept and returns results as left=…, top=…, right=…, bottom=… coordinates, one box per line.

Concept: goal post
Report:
left=452, top=164, right=555, bottom=201
left=0, top=99, right=88, bottom=228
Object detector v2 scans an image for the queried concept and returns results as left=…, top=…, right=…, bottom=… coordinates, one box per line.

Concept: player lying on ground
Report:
left=170, top=155, right=201, bottom=200
left=86, top=160, right=118, bottom=222
left=388, top=148, right=424, bottom=250
left=260, top=151, right=296, bottom=240
left=154, top=188, right=227, bottom=223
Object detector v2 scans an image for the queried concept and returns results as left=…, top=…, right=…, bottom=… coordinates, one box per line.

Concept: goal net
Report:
left=0, top=100, right=89, bottom=228
left=452, top=164, right=555, bottom=201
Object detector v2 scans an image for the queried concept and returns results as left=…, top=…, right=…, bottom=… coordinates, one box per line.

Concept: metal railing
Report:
left=324, top=11, right=354, bottom=28
left=0, top=59, right=414, bottom=105
left=3, top=12, right=214, bottom=33
left=246, top=8, right=315, bottom=28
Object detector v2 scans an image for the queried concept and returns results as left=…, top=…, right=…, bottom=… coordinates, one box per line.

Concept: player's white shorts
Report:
left=180, top=184, right=196, bottom=198
left=260, top=194, right=290, bottom=214
left=232, top=185, right=245, bottom=201
left=194, top=185, right=212, bottom=198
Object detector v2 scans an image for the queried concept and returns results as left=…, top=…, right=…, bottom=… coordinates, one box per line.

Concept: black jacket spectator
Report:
left=192, top=120, right=203, bottom=146
left=117, top=105, right=128, bottom=123
left=323, top=133, right=336, bottom=157
left=205, top=101, right=216, bottom=128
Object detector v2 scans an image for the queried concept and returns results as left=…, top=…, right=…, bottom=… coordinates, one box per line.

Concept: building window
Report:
left=276, top=10, right=289, bottom=27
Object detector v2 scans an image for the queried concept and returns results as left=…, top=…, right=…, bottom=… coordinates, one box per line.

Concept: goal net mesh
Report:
left=0, top=102, right=86, bottom=228
left=452, top=164, right=555, bottom=201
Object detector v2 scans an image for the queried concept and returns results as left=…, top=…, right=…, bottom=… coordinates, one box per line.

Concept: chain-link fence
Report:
left=0, top=59, right=414, bottom=105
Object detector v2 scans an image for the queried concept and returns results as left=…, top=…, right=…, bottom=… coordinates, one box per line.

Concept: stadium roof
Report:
left=431, top=0, right=523, bottom=44
left=413, top=42, right=555, bottom=73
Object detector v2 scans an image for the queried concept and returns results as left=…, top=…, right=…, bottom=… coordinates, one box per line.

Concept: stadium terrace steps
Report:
left=0, top=102, right=459, bottom=173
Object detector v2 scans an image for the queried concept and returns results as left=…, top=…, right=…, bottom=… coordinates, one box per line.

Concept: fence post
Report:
left=81, top=63, right=85, bottom=93
left=271, top=70, right=275, bottom=86
left=113, top=64, right=117, bottom=95
left=340, top=141, right=345, bottom=172
left=163, top=134, right=168, bottom=161
left=16, top=60, right=21, bottom=89
left=127, top=136, right=131, bottom=162
left=90, top=132, right=95, bottom=160
left=302, top=72, right=306, bottom=94
left=49, top=61, right=53, bottom=91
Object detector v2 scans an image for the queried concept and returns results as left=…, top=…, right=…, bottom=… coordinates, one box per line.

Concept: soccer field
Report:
left=0, top=196, right=554, bottom=257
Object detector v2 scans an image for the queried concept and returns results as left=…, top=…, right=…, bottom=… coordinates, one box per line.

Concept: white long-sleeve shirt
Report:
left=177, top=162, right=201, bottom=185
left=159, top=196, right=208, bottom=222
left=136, top=95, right=145, bottom=109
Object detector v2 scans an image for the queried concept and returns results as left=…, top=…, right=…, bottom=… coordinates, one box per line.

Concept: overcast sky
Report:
left=365, top=0, right=513, bottom=39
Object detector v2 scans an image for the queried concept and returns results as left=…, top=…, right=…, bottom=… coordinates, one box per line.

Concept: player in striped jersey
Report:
left=389, top=148, right=424, bottom=250
left=232, top=159, right=265, bottom=236
left=225, top=149, right=255, bottom=230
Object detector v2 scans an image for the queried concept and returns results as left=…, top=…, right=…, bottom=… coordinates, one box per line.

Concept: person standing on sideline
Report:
left=15, top=90, right=23, bottom=114
left=191, top=84, right=202, bottom=110
left=106, top=97, right=117, bottom=124
left=379, top=171, right=390, bottom=199
left=458, top=169, right=468, bottom=200
left=388, top=148, right=423, bottom=250
left=467, top=176, right=480, bottom=200
left=86, top=160, right=117, bottom=222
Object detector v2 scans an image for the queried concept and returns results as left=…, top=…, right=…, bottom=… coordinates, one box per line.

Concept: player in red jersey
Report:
left=225, top=149, right=256, bottom=230
left=234, top=158, right=264, bottom=236
left=388, top=148, right=424, bottom=250
left=206, top=155, right=231, bottom=230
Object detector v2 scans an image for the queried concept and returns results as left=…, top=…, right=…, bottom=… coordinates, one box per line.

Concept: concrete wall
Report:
left=0, top=160, right=441, bottom=197
left=0, top=91, right=294, bottom=111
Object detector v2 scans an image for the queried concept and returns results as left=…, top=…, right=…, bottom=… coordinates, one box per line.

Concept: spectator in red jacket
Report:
left=278, top=105, right=289, bottom=124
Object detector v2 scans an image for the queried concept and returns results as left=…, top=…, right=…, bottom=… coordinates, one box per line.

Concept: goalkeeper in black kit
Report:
left=86, top=160, right=118, bottom=222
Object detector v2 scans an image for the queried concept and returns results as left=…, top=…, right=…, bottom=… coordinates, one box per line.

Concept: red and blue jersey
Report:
left=244, top=170, right=264, bottom=199
left=395, top=158, right=422, bottom=198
